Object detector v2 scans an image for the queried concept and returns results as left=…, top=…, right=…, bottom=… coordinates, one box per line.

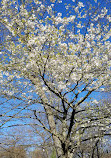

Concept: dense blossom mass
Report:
left=0, top=0, right=111, bottom=158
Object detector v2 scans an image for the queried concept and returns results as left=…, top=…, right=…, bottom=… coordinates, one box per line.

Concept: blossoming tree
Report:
left=0, top=0, right=111, bottom=157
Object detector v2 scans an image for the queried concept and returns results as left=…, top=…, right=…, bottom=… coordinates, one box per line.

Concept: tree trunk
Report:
left=45, top=105, right=64, bottom=157
left=45, top=105, right=74, bottom=158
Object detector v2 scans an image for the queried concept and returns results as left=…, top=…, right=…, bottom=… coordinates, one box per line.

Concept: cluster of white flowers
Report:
left=34, top=0, right=42, bottom=4
left=92, top=100, right=99, bottom=104
left=107, top=15, right=111, bottom=22
left=58, top=81, right=66, bottom=90
left=54, top=15, right=76, bottom=25
left=59, top=42, right=68, bottom=50
left=78, top=2, right=84, bottom=8
left=0, top=0, right=110, bottom=103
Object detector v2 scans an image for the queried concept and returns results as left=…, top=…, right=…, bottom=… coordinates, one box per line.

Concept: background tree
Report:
left=29, top=149, right=46, bottom=158
left=0, top=146, right=27, bottom=158
left=0, top=0, right=111, bottom=158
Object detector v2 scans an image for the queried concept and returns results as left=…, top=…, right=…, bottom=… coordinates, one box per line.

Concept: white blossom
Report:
left=78, top=2, right=84, bottom=8
left=92, top=100, right=99, bottom=104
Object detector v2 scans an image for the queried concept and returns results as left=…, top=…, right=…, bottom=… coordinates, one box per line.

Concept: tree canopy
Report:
left=0, top=0, right=111, bottom=158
